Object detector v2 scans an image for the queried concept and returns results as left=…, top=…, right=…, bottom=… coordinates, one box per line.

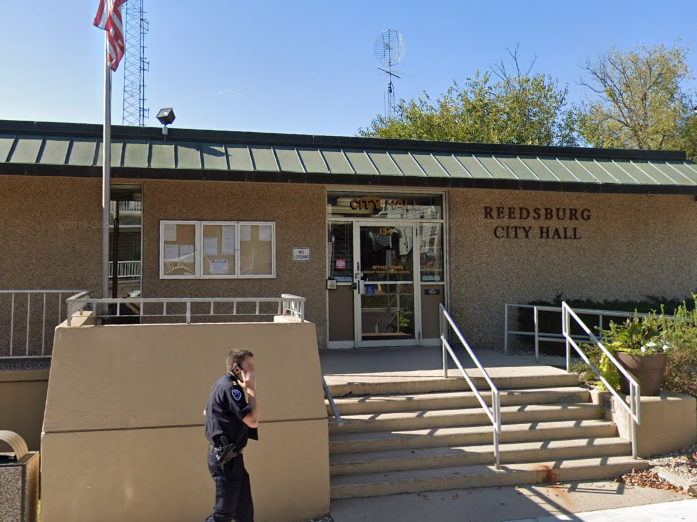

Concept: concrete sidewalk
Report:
left=505, top=498, right=696, bottom=521
left=330, top=480, right=692, bottom=522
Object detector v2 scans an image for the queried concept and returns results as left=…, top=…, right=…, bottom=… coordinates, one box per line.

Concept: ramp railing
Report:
left=439, top=304, right=501, bottom=469
left=505, top=303, right=673, bottom=363
left=0, top=290, right=90, bottom=357
left=561, top=302, right=641, bottom=458
left=66, top=294, right=306, bottom=325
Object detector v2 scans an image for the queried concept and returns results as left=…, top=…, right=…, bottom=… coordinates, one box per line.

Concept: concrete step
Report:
left=330, top=437, right=631, bottom=476
left=330, top=456, right=648, bottom=499
left=325, top=386, right=590, bottom=416
left=329, top=419, right=618, bottom=454
left=329, top=403, right=602, bottom=434
left=327, top=371, right=580, bottom=398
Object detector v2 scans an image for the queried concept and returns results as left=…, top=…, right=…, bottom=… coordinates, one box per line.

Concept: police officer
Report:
left=203, top=349, right=259, bottom=522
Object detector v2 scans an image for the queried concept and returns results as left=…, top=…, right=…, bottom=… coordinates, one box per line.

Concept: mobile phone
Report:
left=231, top=363, right=244, bottom=381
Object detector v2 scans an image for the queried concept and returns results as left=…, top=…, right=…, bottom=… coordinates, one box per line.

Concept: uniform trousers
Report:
left=204, top=447, right=254, bottom=522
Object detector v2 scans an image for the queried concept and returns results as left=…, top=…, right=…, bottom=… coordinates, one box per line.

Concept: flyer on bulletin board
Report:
left=209, top=259, right=229, bottom=274
left=222, top=225, right=236, bottom=255
left=163, top=224, right=177, bottom=242
left=259, top=225, right=272, bottom=242
left=180, top=244, right=195, bottom=262
left=164, top=244, right=179, bottom=261
left=204, top=237, right=218, bottom=256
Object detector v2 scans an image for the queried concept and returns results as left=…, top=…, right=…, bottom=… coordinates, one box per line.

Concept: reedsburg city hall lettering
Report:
left=483, top=206, right=592, bottom=240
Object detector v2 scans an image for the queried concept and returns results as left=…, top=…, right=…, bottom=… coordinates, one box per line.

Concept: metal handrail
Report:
left=561, top=302, right=641, bottom=458
left=280, top=294, right=306, bottom=322
left=322, top=376, right=343, bottom=426
left=108, top=260, right=141, bottom=279
left=66, top=294, right=306, bottom=325
left=505, top=303, right=674, bottom=363
left=0, top=290, right=90, bottom=357
left=440, top=304, right=501, bottom=469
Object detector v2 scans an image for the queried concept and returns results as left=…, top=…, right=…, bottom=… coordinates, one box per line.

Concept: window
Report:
left=327, top=222, right=353, bottom=283
left=419, top=223, right=444, bottom=282
left=160, top=221, right=275, bottom=279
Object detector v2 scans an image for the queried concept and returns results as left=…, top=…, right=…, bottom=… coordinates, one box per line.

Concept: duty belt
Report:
left=210, top=443, right=244, bottom=466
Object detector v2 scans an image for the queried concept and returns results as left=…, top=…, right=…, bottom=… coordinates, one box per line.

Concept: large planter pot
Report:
left=617, top=352, right=667, bottom=396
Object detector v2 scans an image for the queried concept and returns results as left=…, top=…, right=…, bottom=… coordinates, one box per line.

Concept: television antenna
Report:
left=373, top=29, right=406, bottom=119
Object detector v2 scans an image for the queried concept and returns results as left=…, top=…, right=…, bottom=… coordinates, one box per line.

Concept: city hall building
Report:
left=2, top=119, right=697, bottom=351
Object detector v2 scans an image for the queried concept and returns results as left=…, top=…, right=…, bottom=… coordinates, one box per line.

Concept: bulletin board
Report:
left=160, top=220, right=275, bottom=279
left=161, top=222, right=197, bottom=277
left=239, top=223, right=274, bottom=276
left=202, top=223, right=237, bottom=277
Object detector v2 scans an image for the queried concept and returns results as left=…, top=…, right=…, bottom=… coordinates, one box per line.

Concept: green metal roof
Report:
left=1, top=120, right=697, bottom=193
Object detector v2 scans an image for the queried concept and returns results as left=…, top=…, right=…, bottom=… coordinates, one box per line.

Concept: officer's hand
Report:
left=239, top=371, right=256, bottom=392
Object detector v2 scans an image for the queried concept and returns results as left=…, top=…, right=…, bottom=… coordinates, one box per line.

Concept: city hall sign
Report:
left=483, top=206, right=592, bottom=240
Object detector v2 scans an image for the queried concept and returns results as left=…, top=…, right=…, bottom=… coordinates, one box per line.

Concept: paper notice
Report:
left=204, top=237, right=218, bottom=256
left=240, top=226, right=251, bottom=242
left=180, top=244, right=195, bottom=262
left=259, top=225, right=272, bottom=242
left=163, top=224, right=177, bottom=242
left=164, top=244, right=179, bottom=261
left=222, top=225, right=236, bottom=255
left=209, top=259, right=229, bottom=274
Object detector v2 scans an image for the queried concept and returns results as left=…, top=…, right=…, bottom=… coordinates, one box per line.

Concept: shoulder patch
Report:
left=232, top=388, right=243, bottom=402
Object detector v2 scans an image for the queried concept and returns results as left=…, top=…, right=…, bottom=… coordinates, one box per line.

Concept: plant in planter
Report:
left=603, top=315, right=674, bottom=396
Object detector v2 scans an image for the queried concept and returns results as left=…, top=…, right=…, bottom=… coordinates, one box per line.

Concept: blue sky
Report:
left=1, top=1, right=696, bottom=136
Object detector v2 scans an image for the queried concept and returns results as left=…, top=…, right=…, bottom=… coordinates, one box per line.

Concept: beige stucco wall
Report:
left=448, top=189, right=697, bottom=348
left=129, top=179, right=329, bottom=348
left=0, top=370, right=48, bottom=451
left=41, top=320, right=330, bottom=522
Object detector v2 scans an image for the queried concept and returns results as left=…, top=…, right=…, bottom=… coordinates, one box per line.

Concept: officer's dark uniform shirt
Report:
left=205, top=373, right=258, bottom=450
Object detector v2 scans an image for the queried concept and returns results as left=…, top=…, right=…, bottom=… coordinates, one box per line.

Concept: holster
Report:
left=212, top=436, right=243, bottom=466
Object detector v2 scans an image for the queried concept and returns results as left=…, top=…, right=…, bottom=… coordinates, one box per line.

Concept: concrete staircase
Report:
left=326, top=371, right=647, bottom=499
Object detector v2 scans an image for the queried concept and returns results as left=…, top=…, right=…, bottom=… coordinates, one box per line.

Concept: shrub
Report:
left=660, top=299, right=697, bottom=397
left=568, top=296, right=697, bottom=397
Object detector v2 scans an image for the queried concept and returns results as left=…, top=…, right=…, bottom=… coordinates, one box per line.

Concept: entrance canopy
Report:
left=1, top=120, right=697, bottom=194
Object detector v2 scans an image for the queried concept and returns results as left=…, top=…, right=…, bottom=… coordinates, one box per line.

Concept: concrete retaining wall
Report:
left=612, top=391, right=697, bottom=458
left=0, top=370, right=48, bottom=451
left=41, top=320, right=330, bottom=522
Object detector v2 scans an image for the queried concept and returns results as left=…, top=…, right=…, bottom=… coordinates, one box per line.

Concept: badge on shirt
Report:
left=232, top=388, right=243, bottom=402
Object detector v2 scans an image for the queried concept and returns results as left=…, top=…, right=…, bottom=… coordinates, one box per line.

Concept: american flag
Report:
left=93, top=0, right=128, bottom=71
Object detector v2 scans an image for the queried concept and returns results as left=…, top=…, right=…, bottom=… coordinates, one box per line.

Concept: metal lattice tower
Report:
left=373, top=30, right=407, bottom=119
left=122, top=0, right=149, bottom=126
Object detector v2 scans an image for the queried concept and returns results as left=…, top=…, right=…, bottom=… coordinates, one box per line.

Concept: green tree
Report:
left=577, top=41, right=696, bottom=155
left=360, top=49, right=578, bottom=146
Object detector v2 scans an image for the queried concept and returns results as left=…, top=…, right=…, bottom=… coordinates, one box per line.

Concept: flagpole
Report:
left=101, top=29, right=111, bottom=301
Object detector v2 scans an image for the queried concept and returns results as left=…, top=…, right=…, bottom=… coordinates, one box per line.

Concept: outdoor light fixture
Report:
left=156, top=108, right=176, bottom=140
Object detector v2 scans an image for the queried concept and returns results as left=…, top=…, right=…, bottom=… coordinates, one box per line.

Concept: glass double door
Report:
left=354, top=223, right=418, bottom=346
